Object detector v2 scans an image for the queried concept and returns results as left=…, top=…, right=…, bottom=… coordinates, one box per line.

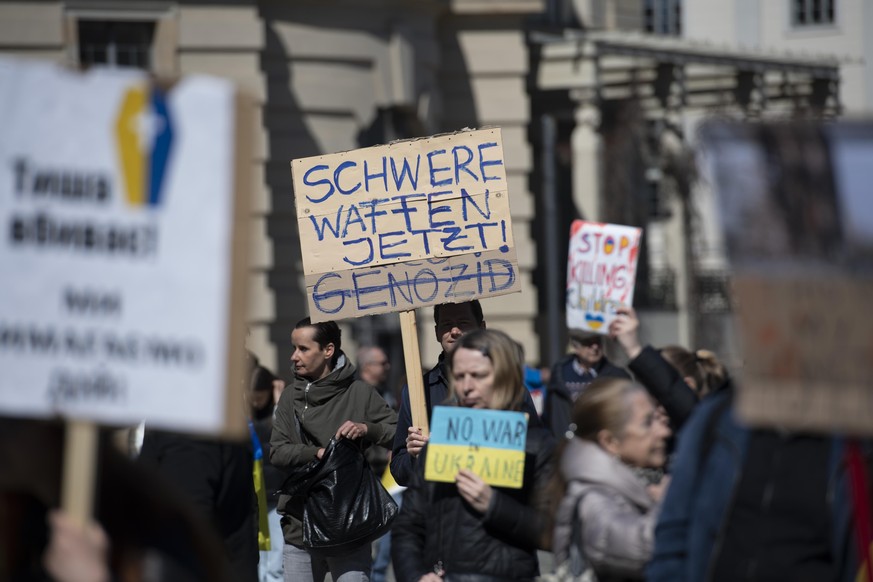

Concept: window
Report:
left=645, top=0, right=682, bottom=36
left=793, top=0, right=835, bottom=26
left=78, top=20, right=155, bottom=69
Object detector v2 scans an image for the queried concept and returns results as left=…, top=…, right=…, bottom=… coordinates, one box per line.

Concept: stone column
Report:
left=571, top=99, right=602, bottom=221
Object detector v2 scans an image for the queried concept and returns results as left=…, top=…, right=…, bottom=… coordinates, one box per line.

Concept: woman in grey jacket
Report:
left=270, top=317, right=397, bottom=582
left=550, top=377, right=671, bottom=581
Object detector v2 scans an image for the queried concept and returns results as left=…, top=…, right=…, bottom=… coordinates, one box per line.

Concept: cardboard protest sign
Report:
left=0, top=58, right=251, bottom=435
left=291, top=128, right=521, bottom=322
left=702, top=121, right=873, bottom=435
left=566, top=220, right=642, bottom=334
left=424, top=406, right=528, bottom=489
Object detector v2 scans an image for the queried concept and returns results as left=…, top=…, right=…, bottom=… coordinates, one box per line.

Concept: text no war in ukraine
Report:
left=291, top=129, right=521, bottom=321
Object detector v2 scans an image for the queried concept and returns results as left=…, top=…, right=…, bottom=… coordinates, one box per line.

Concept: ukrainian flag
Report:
left=248, top=421, right=271, bottom=551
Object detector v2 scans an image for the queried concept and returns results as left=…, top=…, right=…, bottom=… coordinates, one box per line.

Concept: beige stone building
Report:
left=0, top=0, right=545, bottom=380
left=0, top=0, right=848, bottom=380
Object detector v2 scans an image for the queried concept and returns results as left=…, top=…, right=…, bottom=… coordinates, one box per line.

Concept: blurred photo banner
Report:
left=566, top=220, right=642, bottom=334
left=291, top=128, right=521, bottom=322
left=702, top=121, right=873, bottom=436
left=0, top=58, right=251, bottom=435
left=424, top=406, right=528, bottom=489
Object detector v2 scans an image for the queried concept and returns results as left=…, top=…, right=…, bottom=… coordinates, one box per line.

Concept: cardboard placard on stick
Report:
left=291, top=128, right=522, bottom=434
left=0, top=59, right=251, bottom=436
left=733, top=275, right=873, bottom=434
left=399, top=310, right=429, bottom=433
left=291, top=128, right=521, bottom=323
left=703, top=120, right=873, bottom=435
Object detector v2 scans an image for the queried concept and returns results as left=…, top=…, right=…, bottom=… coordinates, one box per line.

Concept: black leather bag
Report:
left=280, top=437, right=398, bottom=555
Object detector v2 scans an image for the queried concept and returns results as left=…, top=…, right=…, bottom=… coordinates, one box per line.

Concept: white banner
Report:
left=0, top=58, right=249, bottom=434
left=565, top=220, right=642, bottom=334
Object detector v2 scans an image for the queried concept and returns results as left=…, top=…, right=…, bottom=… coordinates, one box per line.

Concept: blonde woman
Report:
left=550, top=377, right=671, bottom=581
left=392, top=329, right=555, bottom=582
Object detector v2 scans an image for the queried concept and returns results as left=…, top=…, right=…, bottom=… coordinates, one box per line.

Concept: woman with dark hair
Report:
left=392, top=328, right=555, bottom=582
left=270, top=317, right=397, bottom=582
left=549, top=377, right=671, bottom=581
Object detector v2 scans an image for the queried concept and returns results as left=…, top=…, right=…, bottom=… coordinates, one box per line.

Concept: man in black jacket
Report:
left=542, top=329, right=630, bottom=439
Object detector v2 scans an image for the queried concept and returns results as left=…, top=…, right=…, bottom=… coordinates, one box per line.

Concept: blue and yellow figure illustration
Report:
left=115, top=85, right=174, bottom=207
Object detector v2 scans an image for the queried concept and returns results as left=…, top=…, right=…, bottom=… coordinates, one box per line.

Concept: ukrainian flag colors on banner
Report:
left=248, top=421, right=271, bottom=551
left=425, top=406, right=528, bottom=489
left=115, top=85, right=174, bottom=208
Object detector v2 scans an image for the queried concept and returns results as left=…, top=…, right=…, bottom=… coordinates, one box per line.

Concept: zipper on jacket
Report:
left=302, top=382, right=311, bottom=422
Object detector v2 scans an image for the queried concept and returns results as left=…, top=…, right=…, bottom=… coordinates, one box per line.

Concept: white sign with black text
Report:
left=0, top=58, right=249, bottom=434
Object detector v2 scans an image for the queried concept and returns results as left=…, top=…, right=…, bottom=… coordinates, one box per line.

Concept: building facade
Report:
left=0, top=0, right=857, bottom=377
left=0, top=0, right=543, bottom=379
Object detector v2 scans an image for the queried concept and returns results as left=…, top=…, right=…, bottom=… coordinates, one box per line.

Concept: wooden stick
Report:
left=61, top=419, right=99, bottom=526
left=399, top=310, right=429, bottom=435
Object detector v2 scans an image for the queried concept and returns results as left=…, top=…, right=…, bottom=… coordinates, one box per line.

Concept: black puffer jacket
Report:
left=392, top=422, right=555, bottom=582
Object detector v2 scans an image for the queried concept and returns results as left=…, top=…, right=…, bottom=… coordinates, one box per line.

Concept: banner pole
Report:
left=399, top=310, right=428, bottom=436
left=61, top=419, right=99, bottom=526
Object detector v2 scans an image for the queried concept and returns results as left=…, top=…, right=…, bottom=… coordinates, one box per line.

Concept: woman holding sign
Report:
left=391, top=329, right=555, bottom=582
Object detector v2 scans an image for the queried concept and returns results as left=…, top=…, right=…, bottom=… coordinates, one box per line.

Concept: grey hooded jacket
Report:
left=552, top=438, right=661, bottom=581
left=270, top=352, right=397, bottom=546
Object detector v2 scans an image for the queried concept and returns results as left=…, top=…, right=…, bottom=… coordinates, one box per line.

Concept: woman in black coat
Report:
left=391, top=329, right=555, bottom=582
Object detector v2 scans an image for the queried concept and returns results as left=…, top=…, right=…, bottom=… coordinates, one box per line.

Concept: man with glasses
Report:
left=542, top=329, right=630, bottom=439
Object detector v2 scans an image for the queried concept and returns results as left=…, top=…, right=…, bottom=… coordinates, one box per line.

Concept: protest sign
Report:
left=424, top=406, right=528, bottom=489
left=702, top=121, right=873, bottom=435
left=0, top=58, right=252, bottom=436
left=291, top=128, right=521, bottom=323
left=566, top=220, right=642, bottom=334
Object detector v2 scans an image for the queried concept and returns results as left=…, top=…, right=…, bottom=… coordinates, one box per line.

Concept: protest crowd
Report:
left=3, top=294, right=871, bottom=582
left=1, top=52, right=871, bottom=582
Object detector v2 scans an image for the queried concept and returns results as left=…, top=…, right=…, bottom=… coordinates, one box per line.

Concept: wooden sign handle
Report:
left=399, top=310, right=429, bottom=436
left=61, top=419, right=99, bottom=526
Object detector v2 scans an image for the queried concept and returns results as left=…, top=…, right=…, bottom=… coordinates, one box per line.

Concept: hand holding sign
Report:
left=456, top=469, right=493, bottom=513
left=406, top=426, right=429, bottom=458
left=609, top=306, right=644, bottom=360
left=425, top=406, right=528, bottom=489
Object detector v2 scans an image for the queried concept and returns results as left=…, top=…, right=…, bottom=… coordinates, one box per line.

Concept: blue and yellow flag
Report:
left=248, top=421, right=271, bottom=551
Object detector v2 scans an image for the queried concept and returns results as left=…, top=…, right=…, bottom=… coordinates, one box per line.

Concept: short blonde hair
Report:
left=447, top=329, right=525, bottom=411
left=571, top=377, right=644, bottom=441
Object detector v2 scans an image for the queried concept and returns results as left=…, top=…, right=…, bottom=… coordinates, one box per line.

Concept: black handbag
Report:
left=280, top=436, right=398, bottom=556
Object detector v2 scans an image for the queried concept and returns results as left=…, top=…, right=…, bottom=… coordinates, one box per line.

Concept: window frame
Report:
left=790, top=0, right=836, bottom=28
left=644, top=0, right=682, bottom=37
left=64, top=3, right=177, bottom=75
